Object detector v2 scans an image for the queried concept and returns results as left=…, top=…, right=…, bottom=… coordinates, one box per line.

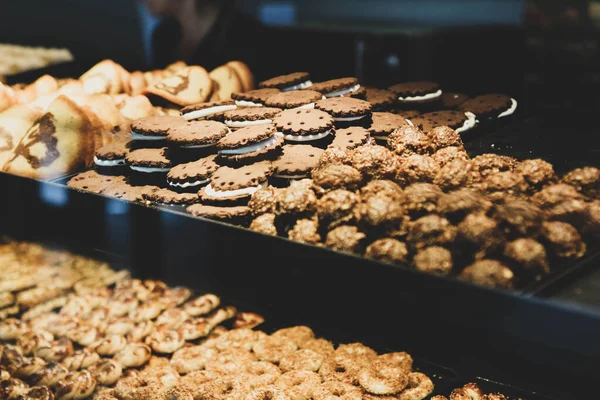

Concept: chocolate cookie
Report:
left=200, top=162, right=272, bottom=204
left=315, top=97, right=372, bottom=127
left=419, top=110, right=477, bottom=134
left=310, top=78, right=361, bottom=98
left=264, top=90, right=323, bottom=109
left=94, top=140, right=131, bottom=167
left=273, top=144, right=324, bottom=179
left=143, top=188, right=199, bottom=205
left=388, top=81, right=442, bottom=105
left=180, top=100, right=236, bottom=121
left=393, top=109, right=421, bottom=119
left=167, top=120, right=229, bottom=148
left=126, top=147, right=173, bottom=172
left=349, top=86, right=367, bottom=100
left=368, top=112, right=411, bottom=141
left=223, top=107, right=282, bottom=129
left=259, top=72, right=312, bottom=91
left=273, top=108, right=334, bottom=142
left=67, top=171, right=126, bottom=194
left=101, top=183, right=158, bottom=203
left=329, top=127, right=371, bottom=150
left=187, top=204, right=251, bottom=222
left=365, top=88, right=396, bottom=111
left=167, top=154, right=219, bottom=189
left=217, top=124, right=282, bottom=163
left=232, top=88, right=281, bottom=107
left=459, top=94, right=517, bottom=120
left=131, top=115, right=187, bottom=140
left=441, top=92, right=469, bottom=109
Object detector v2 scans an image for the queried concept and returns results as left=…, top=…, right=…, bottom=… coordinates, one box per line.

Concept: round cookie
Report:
left=180, top=100, right=237, bottom=121
left=273, top=108, right=334, bottom=142
left=126, top=147, right=172, bottom=173
left=310, top=78, right=361, bottom=98
left=223, top=107, right=282, bottom=129
left=200, top=162, right=273, bottom=204
left=329, top=127, right=371, bottom=150
left=187, top=204, right=251, bottom=222
left=227, top=61, right=254, bottom=92
left=94, top=140, right=131, bottom=167
left=441, top=92, right=469, bottom=109
left=388, top=81, right=442, bottom=105
left=408, top=117, right=438, bottom=134
left=459, top=94, right=517, bottom=120
left=143, top=188, right=199, bottom=205
left=167, top=120, right=229, bottom=148
left=167, top=154, right=219, bottom=190
left=217, top=124, right=282, bottom=163
left=420, top=110, right=477, bottom=134
left=130, top=115, right=187, bottom=141
left=394, top=109, right=421, bottom=119
left=273, top=144, right=325, bottom=179
left=348, top=86, right=367, bottom=100
left=259, top=72, right=312, bottom=91
left=208, top=64, right=244, bottom=101
left=264, top=90, right=323, bottom=109
left=232, top=88, right=281, bottom=107
left=365, top=88, right=397, bottom=111
left=67, top=171, right=126, bottom=194
left=101, top=183, right=158, bottom=203
left=368, top=112, right=411, bottom=141
left=315, top=97, right=372, bottom=128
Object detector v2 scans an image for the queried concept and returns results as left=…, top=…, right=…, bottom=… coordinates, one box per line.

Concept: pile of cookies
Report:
left=0, top=44, right=73, bottom=76
left=432, top=383, right=508, bottom=400
left=0, top=239, right=435, bottom=400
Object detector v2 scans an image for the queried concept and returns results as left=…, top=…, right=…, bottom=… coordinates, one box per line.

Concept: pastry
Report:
left=144, top=66, right=213, bottom=107
left=208, top=65, right=244, bottom=101
left=0, top=104, right=42, bottom=167
left=227, top=61, right=255, bottom=92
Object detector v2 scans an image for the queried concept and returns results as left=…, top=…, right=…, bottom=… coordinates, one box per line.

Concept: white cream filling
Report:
left=94, top=156, right=126, bottom=167
left=182, top=142, right=217, bottom=149
left=168, top=178, right=210, bottom=189
left=497, top=98, right=518, bottom=118
left=131, top=132, right=166, bottom=141
left=334, top=114, right=368, bottom=122
left=282, top=80, right=313, bottom=92
left=455, top=112, right=477, bottom=133
left=406, top=119, right=414, bottom=126
left=324, top=84, right=361, bottom=98
left=182, top=104, right=237, bottom=120
left=130, top=165, right=171, bottom=173
left=235, top=100, right=263, bottom=107
left=225, top=119, right=272, bottom=128
left=219, top=136, right=278, bottom=155
left=294, top=103, right=315, bottom=110
left=274, top=173, right=308, bottom=179
left=283, top=129, right=331, bottom=142
left=204, top=182, right=265, bottom=199
left=398, top=89, right=442, bottom=103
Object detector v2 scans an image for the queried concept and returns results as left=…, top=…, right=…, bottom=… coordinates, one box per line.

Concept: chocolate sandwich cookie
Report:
left=441, top=92, right=469, bottom=109
left=264, top=90, right=323, bottom=110
left=200, top=162, right=272, bottom=204
left=459, top=94, right=517, bottom=121
left=420, top=110, right=477, bottom=134
left=167, top=120, right=229, bottom=149
left=310, top=78, right=361, bottom=98
left=187, top=204, right=251, bottom=223
left=329, top=127, right=371, bottom=150
left=232, top=88, right=280, bottom=107
left=216, top=124, right=283, bottom=164
left=408, top=117, right=437, bottom=134
left=349, top=86, right=367, bottom=100
left=101, top=183, right=159, bottom=203
left=388, top=81, right=442, bottom=106
left=273, top=144, right=324, bottom=179
left=365, top=88, right=397, bottom=111
left=67, top=171, right=126, bottom=194
left=223, top=107, right=282, bottom=129
left=94, top=140, right=131, bottom=168
left=315, top=97, right=372, bottom=128
left=167, top=154, right=219, bottom=190
left=259, top=72, right=312, bottom=91
left=142, top=188, right=199, bottom=205
left=126, top=147, right=172, bottom=173
left=130, top=115, right=187, bottom=141
left=180, top=100, right=236, bottom=121
left=368, top=112, right=411, bottom=143
left=273, top=108, right=334, bottom=143
left=394, top=109, right=421, bottom=119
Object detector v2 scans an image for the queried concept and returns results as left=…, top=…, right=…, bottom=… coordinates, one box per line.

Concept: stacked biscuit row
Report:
left=0, top=240, right=435, bottom=400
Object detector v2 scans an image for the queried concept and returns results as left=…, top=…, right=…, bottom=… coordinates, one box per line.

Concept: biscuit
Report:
left=223, top=107, right=282, bottom=129
left=144, top=66, right=213, bottom=107
left=365, top=88, right=396, bottom=111
left=264, top=90, right=323, bottom=110
left=209, top=65, right=244, bottom=101
left=130, top=115, right=187, bottom=141
left=273, top=144, right=324, bottom=179
left=227, top=61, right=254, bottom=92
left=259, top=72, right=312, bottom=91
left=232, top=88, right=281, bottom=107
left=310, top=78, right=361, bottom=98
left=126, top=147, right=172, bottom=173
left=200, top=162, right=272, bottom=204
left=94, top=140, right=131, bottom=167
left=167, top=154, right=219, bottom=189
left=329, top=127, right=371, bottom=150
left=167, top=120, right=229, bottom=148
left=388, top=81, right=442, bottom=104
left=180, top=100, right=237, bottom=121
left=273, top=108, right=334, bottom=142
left=459, top=94, right=517, bottom=120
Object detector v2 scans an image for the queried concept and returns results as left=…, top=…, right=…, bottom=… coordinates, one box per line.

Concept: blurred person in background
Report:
left=140, top=0, right=265, bottom=70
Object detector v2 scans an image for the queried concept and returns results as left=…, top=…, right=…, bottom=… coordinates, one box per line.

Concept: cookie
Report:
left=143, top=188, right=199, bottom=205
left=227, top=61, right=254, bottom=92
left=394, top=109, right=421, bottom=119
left=180, top=100, right=237, bottom=121
left=231, top=88, right=280, bottom=107
left=144, top=66, right=213, bottom=106
left=130, top=115, right=187, bottom=141
left=329, top=127, right=371, bottom=150
left=441, top=92, right=469, bottom=109
left=273, top=144, right=324, bottom=179
left=459, top=94, right=517, bottom=120
left=310, top=78, right=360, bottom=98
left=348, top=86, right=367, bottom=100
left=264, top=90, right=323, bottom=110
left=101, top=183, right=159, bottom=203
left=187, top=204, right=251, bottom=222
left=167, top=154, right=219, bottom=189
left=94, top=140, right=131, bottom=167
left=420, top=110, right=477, bottom=134
left=126, top=147, right=172, bottom=173
left=273, top=108, right=334, bottom=142
left=223, top=107, right=282, bottom=129
left=388, top=81, right=442, bottom=104
left=67, top=170, right=126, bottom=194
left=259, top=72, right=312, bottom=91
left=208, top=65, right=244, bottom=101
left=167, top=120, right=229, bottom=148
left=368, top=112, right=411, bottom=140
left=200, top=162, right=272, bottom=204
left=365, top=88, right=396, bottom=111
left=217, top=124, right=282, bottom=161
left=315, top=97, right=372, bottom=125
